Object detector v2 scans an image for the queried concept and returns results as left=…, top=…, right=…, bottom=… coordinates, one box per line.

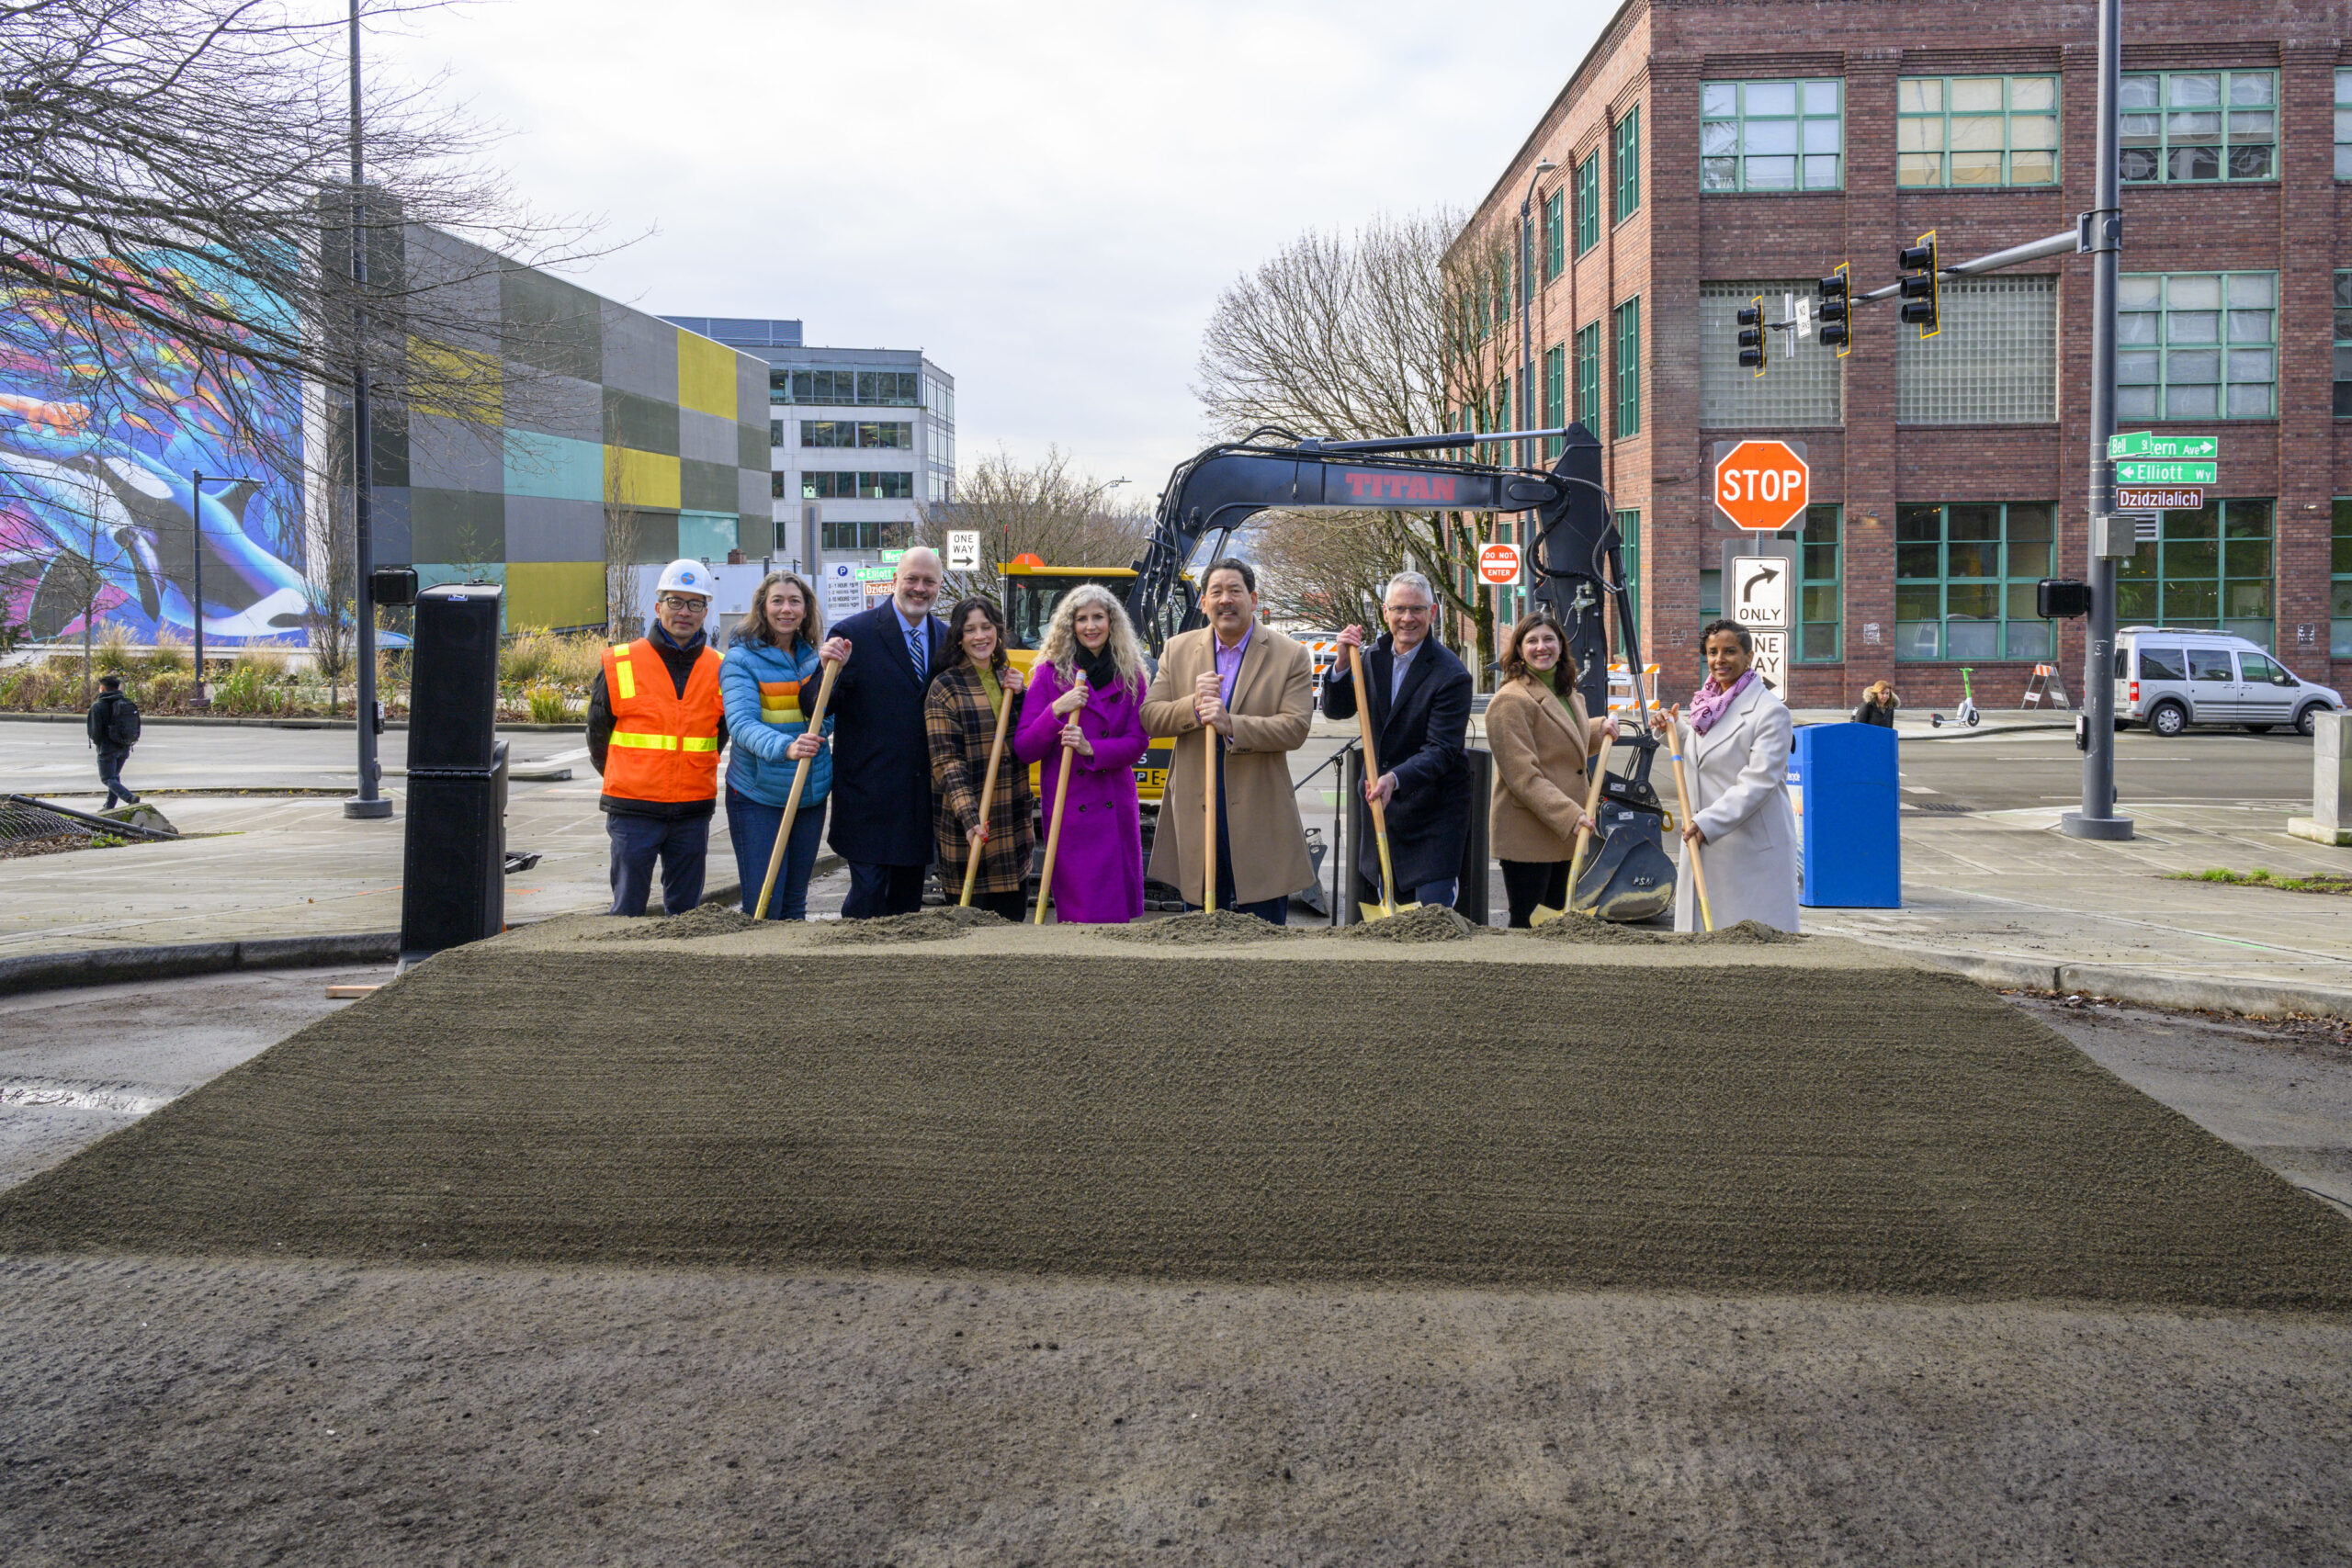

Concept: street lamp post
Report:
left=187, top=471, right=259, bottom=707
left=344, top=0, right=390, bottom=819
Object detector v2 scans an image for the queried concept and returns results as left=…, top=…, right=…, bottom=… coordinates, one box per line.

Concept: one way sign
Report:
left=1732, top=555, right=1790, bottom=631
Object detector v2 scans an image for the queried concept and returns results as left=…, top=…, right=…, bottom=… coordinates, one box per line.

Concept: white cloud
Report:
left=375, top=0, right=1613, bottom=495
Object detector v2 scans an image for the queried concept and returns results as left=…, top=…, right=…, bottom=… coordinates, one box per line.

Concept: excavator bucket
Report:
left=1569, top=824, right=1677, bottom=923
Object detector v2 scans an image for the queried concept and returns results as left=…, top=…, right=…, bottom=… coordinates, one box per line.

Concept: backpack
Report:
left=107, top=696, right=141, bottom=747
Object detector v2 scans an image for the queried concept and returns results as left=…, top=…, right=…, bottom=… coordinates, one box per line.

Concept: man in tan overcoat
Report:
left=1142, top=558, right=1315, bottom=922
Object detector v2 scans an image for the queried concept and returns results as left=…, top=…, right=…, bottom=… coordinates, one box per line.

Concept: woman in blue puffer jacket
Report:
left=721, top=570, right=835, bottom=919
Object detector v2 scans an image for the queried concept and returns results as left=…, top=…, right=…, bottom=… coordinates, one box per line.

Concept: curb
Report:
left=1902, top=945, right=2352, bottom=1021
left=0, top=931, right=398, bottom=998
left=0, top=714, right=585, bottom=734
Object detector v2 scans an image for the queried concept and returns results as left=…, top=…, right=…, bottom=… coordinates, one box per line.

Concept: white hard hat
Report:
left=655, top=558, right=712, bottom=599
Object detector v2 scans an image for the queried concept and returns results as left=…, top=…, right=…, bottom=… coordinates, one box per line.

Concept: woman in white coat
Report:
left=1647, top=620, right=1801, bottom=932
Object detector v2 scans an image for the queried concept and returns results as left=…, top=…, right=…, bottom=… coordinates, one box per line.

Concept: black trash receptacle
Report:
left=400, top=585, right=508, bottom=966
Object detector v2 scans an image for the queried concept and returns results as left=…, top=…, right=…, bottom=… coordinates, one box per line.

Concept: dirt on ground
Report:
left=1102, top=908, right=1296, bottom=943
left=587, top=905, right=761, bottom=941
left=1331, top=903, right=1482, bottom=942
left=812, top=906, right=1011, bottom=944
left=5, top=941, right=2347, bottom=1310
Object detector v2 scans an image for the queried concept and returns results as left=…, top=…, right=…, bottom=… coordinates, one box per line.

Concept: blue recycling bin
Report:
left=1795, top=722, right=1900, bottom=908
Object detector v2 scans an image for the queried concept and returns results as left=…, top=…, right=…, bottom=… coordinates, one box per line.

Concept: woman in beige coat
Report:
left=1486, top=611, right=1619, bottom=926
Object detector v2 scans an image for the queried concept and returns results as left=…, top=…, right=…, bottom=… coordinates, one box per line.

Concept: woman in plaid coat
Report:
left=925, top=596, right=1035, bottom=921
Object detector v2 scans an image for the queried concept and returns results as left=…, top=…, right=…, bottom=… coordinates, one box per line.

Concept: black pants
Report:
left=606, top=812, right=710, bottom=917
left=971, top=888, right=1027, bottom=923
left=843, top=861, right=928, bottom=919
left=96, top=746, right=135, bottom=807
left=1500, top=859, right=1570, bottom=928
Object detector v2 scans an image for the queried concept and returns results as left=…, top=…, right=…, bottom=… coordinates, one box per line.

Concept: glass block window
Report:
left=1612, top=299, right=1641, bottom=437
left=2332, top=500, right=2352, bottom=657
left=2117, top=272, right=2276, bottom=421
left=2115, top=498, right=2275, bottom=648
left=1543, top=187, right=1566, bottom=280
left=1894, top=502, right=2059, bottom=661
left=1573, top=152, right=1600, bottom=256
left=1896, top=276, right=2057, bottom=424
left=1575, top=321, right=1602, bottom=439
left=2335, top=272, right=2352, bottom=416
left=1796, top=505, right=1841, bottom=661
left=1700, top=283, right=1842, bottom=428
left=1896, top=75, right=2059, bottom=186
left=1612, top=107, right=1641, bottom=220
left=1702, top=79, right=1843, bottom=192
left=1543, top=343, right=1566, bottom=457
left=2338, top=71, right=2352, bottom=180
left=2119, top=71, right=2276, bottom=184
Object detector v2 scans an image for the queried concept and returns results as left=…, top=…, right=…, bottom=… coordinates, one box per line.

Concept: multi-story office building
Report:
left=661, top=317, right=956, bottom=576
left=1463, top=0, right=2349, bottom=706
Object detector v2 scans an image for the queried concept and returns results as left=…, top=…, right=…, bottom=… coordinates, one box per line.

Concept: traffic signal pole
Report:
left=2064, top=0, right=2132, bottom=840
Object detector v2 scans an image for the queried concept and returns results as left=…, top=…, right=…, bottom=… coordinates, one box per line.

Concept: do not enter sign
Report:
left=1713, top=438, right=1810, bottom=532
left=1477, top=541, right=1522, bottom=586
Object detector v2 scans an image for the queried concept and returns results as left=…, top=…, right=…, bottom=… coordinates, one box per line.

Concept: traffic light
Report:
left=1818, top=263, right=1850, bottom=355
left=1736, top=295, right=1767, bottom=376
left=1897, top=231, right=1939, bottom=338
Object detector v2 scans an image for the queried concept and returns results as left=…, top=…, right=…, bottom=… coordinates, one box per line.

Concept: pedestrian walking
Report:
left=720, top=570, right=833, bottom=920
left=1487, top=612, right=1620, bottom=927
left=1014, top=583, right=1150, bottom=924
left=588, top=558, right=728, bottom=917
left=1852, top=681, right=1899, bottom=728
left=1648, top=620, right=1801, bottom=933
left=820, top=546, right=949, bottom=918
left=1140, top=558, right=1315, bottom=923
left=1318, top=571, right=1475, bottom=912
left=926, top=596, right=1035, bottom=924
left=85, top=672, right=141, bottom=807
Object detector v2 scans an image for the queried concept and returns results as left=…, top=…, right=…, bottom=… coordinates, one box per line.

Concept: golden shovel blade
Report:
left=1357, top=900, right=1420, bottom=923
left=1530, top=903, right=1569, bottom=927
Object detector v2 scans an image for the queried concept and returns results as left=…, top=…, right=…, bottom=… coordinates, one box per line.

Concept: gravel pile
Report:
left=1103, top=910, right=1295, bottom=944
left=1333, top=904, right=1481, bottom=942
left=1523, top=914, right=1668, bottom=945
left=815, top=907, right=1012, bottom=944
left=590, top=905, right=758, bottom=941
left=1690, top=919, right=1804, bottom=945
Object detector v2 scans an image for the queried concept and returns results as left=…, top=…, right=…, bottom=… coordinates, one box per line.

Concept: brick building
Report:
left=1463, top=0, right=2352, bottom=708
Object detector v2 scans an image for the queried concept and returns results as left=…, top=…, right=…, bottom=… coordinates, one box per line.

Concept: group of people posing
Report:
left=587, top=548, right=1801, bottom=934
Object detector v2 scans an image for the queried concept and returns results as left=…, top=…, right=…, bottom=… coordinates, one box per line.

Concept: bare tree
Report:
left=1195, top=211, right=1519, bottom=678
left=910, top=447, right=1153, bottom=608
left=1250, top=508, right=1405, bottom=631
left=603, top=468, right=644, bottom=641
left=299, top=465, right=354, bottom=712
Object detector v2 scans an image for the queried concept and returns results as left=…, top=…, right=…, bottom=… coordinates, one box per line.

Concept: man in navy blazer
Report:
left=1320, top=570, right=1474, bottom=910
left=819, top=546, right=949, bottom=918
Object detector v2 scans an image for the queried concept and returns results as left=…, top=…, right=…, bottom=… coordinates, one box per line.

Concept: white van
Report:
left=2112, top=626, right=2340, bottom=737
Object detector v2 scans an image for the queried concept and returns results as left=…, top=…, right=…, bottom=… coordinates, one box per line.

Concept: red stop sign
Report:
left=1713, top=439, right=1810, bottom=531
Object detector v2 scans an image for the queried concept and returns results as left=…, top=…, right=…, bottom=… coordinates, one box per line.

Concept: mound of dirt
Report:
left=1690, top=919, right=1804, bottom=945
left=1334, top=904, right=1481, bottom=942
left=1103, top=909, right=1295, bottom=944
left=816, top=906, right=1012, bottom=944
left=590, top=905, right=758, bottom=941
left=1523, top=914, right=1668, bottom=945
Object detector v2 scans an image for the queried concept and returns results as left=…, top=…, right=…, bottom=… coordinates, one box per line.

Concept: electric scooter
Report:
left=1929, top=666, right=1981, bottom=728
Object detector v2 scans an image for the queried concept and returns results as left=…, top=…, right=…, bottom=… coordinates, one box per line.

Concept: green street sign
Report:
left=2113, top=459, right=2216, bottom=485
left=854, top=566, right=896, bottom=581
left=2108, top=433, right=2219, bottom=460
left=877, top=549, right=907, bottom=564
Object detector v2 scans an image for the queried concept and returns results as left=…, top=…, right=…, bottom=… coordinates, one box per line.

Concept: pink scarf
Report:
left=1687, top=669, right=1757, bottom=737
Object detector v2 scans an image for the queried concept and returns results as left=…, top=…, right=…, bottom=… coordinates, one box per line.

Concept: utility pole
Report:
left=2062, top=0, right=2132, bottom=840
left=344, top=0, right=391, bottom=820
left=188, top=470, right=208, bottom=706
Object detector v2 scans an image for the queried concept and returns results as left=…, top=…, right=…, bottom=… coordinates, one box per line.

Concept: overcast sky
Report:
left=377, top=0, right=1613, bottom=500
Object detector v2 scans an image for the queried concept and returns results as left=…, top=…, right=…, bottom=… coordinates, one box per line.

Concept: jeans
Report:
left=606, top=811, right=711, bottom=917
left=1499, top=860, right=1571, bottom=928
left=727, top=788, right=826, bottom=919
left=843, top=860, right=928, bottom=919
left=96, top=747, right=135, bottom=807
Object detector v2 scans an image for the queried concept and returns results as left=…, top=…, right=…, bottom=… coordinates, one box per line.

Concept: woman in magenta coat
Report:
left=1015, top=583, right=1150, bottom=923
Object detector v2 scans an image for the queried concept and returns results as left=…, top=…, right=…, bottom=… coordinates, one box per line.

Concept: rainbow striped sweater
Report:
left=719, top=637, right=835, bottom=807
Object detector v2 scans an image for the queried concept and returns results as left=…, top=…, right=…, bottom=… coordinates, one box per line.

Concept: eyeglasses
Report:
left=656, top=595, right=708, bottom=612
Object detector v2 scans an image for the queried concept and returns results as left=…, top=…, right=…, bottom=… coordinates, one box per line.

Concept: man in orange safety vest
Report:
left=588, top=558, right=729, bottom=916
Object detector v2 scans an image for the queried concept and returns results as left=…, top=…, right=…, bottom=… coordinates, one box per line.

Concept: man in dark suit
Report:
left=1321, top=570, right=1474, bottom=910
left=820, top=546, right=947, bottom=918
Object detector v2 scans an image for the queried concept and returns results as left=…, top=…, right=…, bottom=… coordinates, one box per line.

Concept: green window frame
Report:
left=2117, top=271, right=2276, bottom=422
left=2335, top=272, right=2352, bottom=416
left=1896, top=75, right=2058, bottom=187
left=2116, top=498, right=2275, bottom=649
left=1702, top=79, right=1843, bottom=192
left=2120, top=70, right=2276, bottom=184
left=2338, top=70, right=2352, bottom=180
left=1796, top=505, right=1841, bottom=662
left=1613, top=509, right=1642, bottom=648
left=2332, top=500, right=2352, bottom=656
left=1543, top=188, right=1566, bottom=280
left=1574, top=321, right=1602, bottom=439
left=1612, top=106, right=1641, bottom=220
left=1894, top=502, right=2059, bottom=662
left=1611, top=299, right=1640, bottom=437
left=1542, top=344, right=1566, bottom=457
left=1573, top=153, right=1600, bottom=255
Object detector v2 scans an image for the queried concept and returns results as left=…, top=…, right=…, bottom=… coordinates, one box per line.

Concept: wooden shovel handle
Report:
left=959, top=674, right=1019, bottom=908
left=752, top=654, right=842, bottom=922
left=1347, top=641, right=1398, bottom=915
left=1660, top=709, right=1713, bottom=932
left=1034, top=744, right=1079, bottom=924
left=1567, top=730, right=1617, bottom=896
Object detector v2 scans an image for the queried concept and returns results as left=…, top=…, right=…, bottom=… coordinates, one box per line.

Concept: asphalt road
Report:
left=1893, top=727, right=2317, bottom=811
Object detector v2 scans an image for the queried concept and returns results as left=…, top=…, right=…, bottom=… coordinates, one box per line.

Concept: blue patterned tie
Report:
left=909, top=623, right=926, bottom=680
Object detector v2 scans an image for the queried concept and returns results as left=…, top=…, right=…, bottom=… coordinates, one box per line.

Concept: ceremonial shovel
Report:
left=1347, top=642, right=1410, bottom=922
left=1662, top=705, right=1715, bottom=933
left=1034, top=693, right=1081, bottom=925
left=1538, top=729, right=1617, bottom=927
left=960, top=671, right=1019, bottom=908
left=752, top=653, right=842, bottom=922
